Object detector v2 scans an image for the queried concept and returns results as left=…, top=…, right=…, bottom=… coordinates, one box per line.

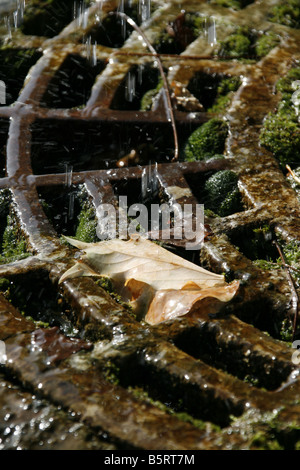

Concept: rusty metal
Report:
left=1, top=0, right=300, bottom=450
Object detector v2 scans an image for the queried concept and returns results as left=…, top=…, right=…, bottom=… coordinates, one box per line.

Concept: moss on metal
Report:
left=204, top=170, right=243, bottom=217
left=183, top=118, right=228, bottom=161
left=208, top=75, right=241, bottom=113
left=260, top=67, right=300, bottom=166
left=269, top=0, right=300, bottom=29
left=218, top=27, right=280, bottom=61
left=0, top=190, right=31, bottom=264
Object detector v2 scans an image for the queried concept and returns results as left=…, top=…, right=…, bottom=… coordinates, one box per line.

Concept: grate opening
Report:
left=154, top=11, right=202, bottom=55
left=40, top=54, right=106, bottom=109
left=185, top=169, right=244, bottom=217
left=228, top=224, right=278, bottom=263
left=88, top=4, right=139, bottom=48
left=0, top=269, right=77, bottom=335
left=187, top=72, right=241, bottom=111
left=0, top=119, right=9, bottom=177
left=172, top=325, right=292, bottom=391
left=0, top=189, right=11, bottom=249
left=20, top=0, right=80, bottom=38
left=38, top=183, right=98, bottom=240
left=110, top=64, right=162, bottom=111
left=109, top=352, right=243, bottom=427
left=0, top=48, right=42, bottom=105
left=232, top=296, right=289, bottom=341
left=30, top=119, right=176, bottom=174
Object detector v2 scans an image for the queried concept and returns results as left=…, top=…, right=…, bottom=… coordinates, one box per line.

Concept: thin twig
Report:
left=109, top=11, right=179, bottom=161
left=286, top=164, right=300, bottom=185
left=274, top=240, right=299, bottom=340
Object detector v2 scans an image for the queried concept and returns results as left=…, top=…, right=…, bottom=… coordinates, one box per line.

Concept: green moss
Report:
left=218, top=27, right=279, bottom=61
left=269, top=0, right=300, bottom=29
left=0, top=195, right=31, bottom=264
left=0, top=213, right=29, bottom=263
left=280, top=318, right=293, bottom=342
left=0, top=277, right=10, bottom=294
left=183, top=118, right=228, bottom=161
left=260, top=66, right=300, bottom=166
left=140, top=78, right=163, bottom=112
left=276, top=68, right=300, bottom=97
left=255, top=32, right=280, bottom=58
left=218, top=27, right=253, bottom=59
left=95, top=277, right=134, bottom=316
left=253, top=259, right=279, bottom=270
left=128, top=386, right=221, bottom=432
left=250, top=431, right=283, bottom=450
left=75, top=205, right=98, bottom=243
left=204, top=170, right=243, bottom=216
left=208, top=76, right=241, bottom=113
left=101, top=360, right=120, bottom=385
left=281, top=240, right=300, bottom=285
left=260, top=113, right=300, bottom=166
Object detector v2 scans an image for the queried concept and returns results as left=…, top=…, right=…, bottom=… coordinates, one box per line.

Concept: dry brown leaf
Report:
left=59, top=235, right=239, bottom=324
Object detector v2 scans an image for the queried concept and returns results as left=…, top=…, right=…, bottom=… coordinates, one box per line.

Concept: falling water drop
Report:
left=162, top=88, right=172, bottom=122
left=141, top=162, right=159, bottom=202
left=4, top=15, right=12, bottom=39
left=92, top=41, right=97, bottom=67
left=85, top=35, right=91, bottom=62
left=207, top=17, right=217, bottom=47
left=68, top=193, right=75, bottom=221
left=65, top=164, right=73, bottom=188
left=138, top=0, right=151, bottom=23
left=125, top=71, right=136, bottom=102
left=138, top=64, right=144, bottom=86
left=118, top=0, right=127, bottom=39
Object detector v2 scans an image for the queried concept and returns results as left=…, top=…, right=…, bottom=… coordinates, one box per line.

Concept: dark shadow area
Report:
left=30, top=119, right=176, bottom=174
left=40, top=54, right=106, bottom=109
left=0, top=48, right=42, bottom=105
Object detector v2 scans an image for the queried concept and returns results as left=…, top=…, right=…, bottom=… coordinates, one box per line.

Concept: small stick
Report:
left=286, top=165, right=300, bottom=185
left=274, top=240, right=299, bottom=340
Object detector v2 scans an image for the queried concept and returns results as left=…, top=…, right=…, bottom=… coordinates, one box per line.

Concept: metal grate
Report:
left=1, top=0, right=300, bottom=450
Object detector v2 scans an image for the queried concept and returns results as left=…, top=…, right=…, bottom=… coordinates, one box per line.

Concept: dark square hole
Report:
left=0, top=48, right=42, bottom=105
left=30, top=119, right=175, bottom=174
left=110, top=64, right=161, bottom=111
left=20, top=0, right=80, bottom=38
left=40, top=54, right=106, bottom=109
left=0, top=119, right=9, bottom=177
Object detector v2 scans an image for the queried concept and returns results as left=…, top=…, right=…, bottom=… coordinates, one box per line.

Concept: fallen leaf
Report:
left=59, top=235, right=239, bottom=324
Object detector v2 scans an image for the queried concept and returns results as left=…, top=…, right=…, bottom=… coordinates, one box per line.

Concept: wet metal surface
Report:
left=0, top=0, right=300, bottom=450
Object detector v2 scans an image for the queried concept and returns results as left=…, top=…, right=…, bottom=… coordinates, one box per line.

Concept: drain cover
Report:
left=1, top=0, right=300, bottom=450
